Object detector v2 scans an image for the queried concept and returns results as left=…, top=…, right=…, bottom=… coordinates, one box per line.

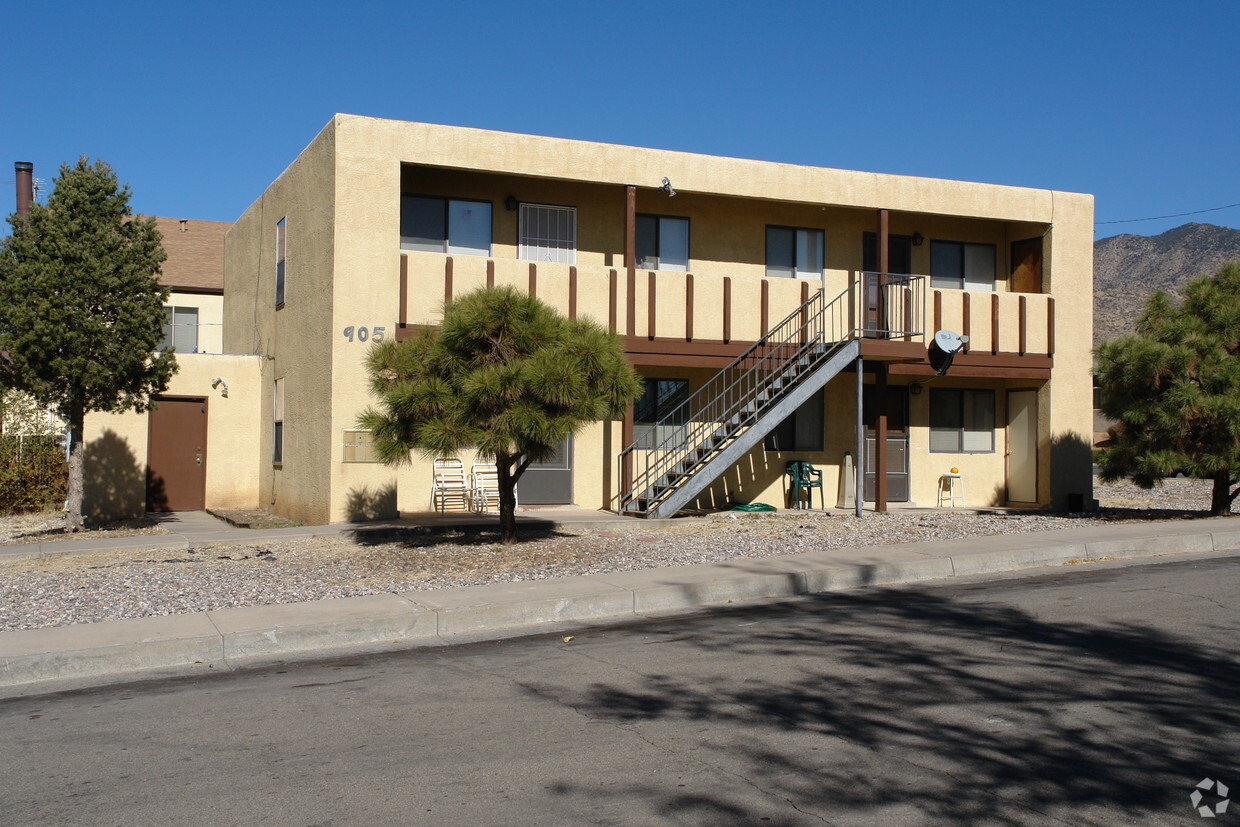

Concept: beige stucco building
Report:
left=87, top=114, right=1095, bottom=523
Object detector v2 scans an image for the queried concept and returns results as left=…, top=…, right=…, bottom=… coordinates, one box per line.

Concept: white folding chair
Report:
left=470, top=460, right=500, bottom=513
left=432, top=457, right=471, bottom=513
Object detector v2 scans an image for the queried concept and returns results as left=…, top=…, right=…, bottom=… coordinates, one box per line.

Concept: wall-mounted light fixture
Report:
left=211, top=377, right=229, bottom=398
left=911, top=232, right=925, bottom=246
left=909, top=381, right=922, bottom=395
left=504, top=195, right=519, bottom=211
left=660, top=177, right=676, bottom=197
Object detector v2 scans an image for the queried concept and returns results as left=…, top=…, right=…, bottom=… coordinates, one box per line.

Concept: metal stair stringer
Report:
left=647, top=338, right=860, bottom=519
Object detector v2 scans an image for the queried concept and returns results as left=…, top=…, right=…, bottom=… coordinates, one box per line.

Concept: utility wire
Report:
left=1097, top=202, right=1240, bottom=225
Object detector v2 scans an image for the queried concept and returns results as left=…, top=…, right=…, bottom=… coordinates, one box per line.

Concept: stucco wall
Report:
left=166, top=291, right=223, bottom=354
left=83, top=354, right=263, bottom=520
left=224, top=123, right=338, bottom=524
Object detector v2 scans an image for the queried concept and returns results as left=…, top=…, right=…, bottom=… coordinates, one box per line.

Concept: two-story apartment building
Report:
left=211, top=114, right=1093, bottom=524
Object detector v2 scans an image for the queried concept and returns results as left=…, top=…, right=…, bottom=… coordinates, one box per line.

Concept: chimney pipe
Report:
left=15, top=162, right=33, bottom=219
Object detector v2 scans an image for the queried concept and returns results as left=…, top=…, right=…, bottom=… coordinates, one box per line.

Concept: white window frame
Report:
left=519, top=203, right=577, bottom=264
left=930, top=240, right=996, bottom=291
left=636, top=214, right=690, bottom=272
left=929, top=388, right=995, bottom=453
left=766, top=225, right=824, bottom=280
left=400, top=195, right=492, bottom=256
left=161, top=306, right=199, bottom=353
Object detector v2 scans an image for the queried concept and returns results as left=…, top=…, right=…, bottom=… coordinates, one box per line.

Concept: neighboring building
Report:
left=151, top=216, right=229, bottom=355
left=82, top=215, right=263, bottom=519
left=85, top=115, right=1095, bottom=523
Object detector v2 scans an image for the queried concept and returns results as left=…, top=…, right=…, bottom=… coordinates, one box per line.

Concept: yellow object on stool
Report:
left=938, top=472, right=964, bottom=508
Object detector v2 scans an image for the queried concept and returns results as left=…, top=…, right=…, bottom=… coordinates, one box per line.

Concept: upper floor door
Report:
left=519, top=203, right=576, bottom=264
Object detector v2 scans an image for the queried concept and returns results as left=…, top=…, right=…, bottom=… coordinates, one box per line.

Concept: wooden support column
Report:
left=647, top=272, right=657, bottom=339
left=399, top=254, right=409, bottom=330
left=623, top=185, right=637, bottom=503
left=855, top=354, right=864, bottom=517
left=877, top=209, right=890, bottom=338
left=621, top=407, right=634, bottom=509
left=723, top=277, right=732, bottom=343
left=443, top=256, right=452, bottom=306
left=528, top=263, right=537, bottom=298
left=625, top=185, right=637, bottom=337
left=608, top=269, right=617, bottom=332
left=568, top=266, right=577, bottom=319
left=486, top=259, right=495, bottom=288
left=875, top=362, right=889, bottom=513
left=685, top=274, right=694, bottom=341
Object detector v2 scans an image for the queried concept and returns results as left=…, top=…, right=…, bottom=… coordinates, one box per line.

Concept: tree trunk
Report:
left=1210, top=471, right=1232, bottom=516
left=65, top=413, right=85, bottom=531
left=497, top=459, right=518, bottom=544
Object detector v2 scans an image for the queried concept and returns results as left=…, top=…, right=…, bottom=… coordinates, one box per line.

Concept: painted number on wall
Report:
left=342, top=326, right=386, bottom=343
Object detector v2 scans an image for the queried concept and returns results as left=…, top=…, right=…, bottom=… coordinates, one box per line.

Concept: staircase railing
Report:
left=618, top=273, right=924, bottom=515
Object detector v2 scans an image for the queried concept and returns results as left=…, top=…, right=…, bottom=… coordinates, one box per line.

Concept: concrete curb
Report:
left=2, top=522, right=1238, bottom=695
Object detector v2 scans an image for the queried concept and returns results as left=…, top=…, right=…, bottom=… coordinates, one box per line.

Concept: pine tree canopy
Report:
left=359, top=286, right=643, bottom=541
left=1094, top=261, right=1240, bottom=513
left=0, top=157, right=176, bottom=422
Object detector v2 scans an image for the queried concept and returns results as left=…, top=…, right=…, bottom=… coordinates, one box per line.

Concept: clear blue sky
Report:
left=3, top=0, right=1237, bottom=240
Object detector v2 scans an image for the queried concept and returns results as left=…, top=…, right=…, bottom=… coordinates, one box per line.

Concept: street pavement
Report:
left=3, top=513, right=1240, bottom=695
left=1, top=555, right=1235, bottom=825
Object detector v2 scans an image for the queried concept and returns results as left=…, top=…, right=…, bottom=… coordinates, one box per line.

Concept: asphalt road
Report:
left=2, top=554, right=1237, bottom=825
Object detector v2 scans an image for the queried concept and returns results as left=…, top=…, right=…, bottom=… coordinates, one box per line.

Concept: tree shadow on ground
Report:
left=543, top=569, right=1239, bottom=823
left=346, top=523, right=571, bottom=548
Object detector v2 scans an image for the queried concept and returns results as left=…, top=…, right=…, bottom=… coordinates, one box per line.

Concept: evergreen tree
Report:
left=0, top=158, right=175, bottom=530
left=1095, top=261, right=1240, bottom=514
left=360, top=286, right=642, bottom=542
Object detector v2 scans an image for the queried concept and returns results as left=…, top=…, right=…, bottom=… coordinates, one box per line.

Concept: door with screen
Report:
left=520, top=437, right=573, bottom=505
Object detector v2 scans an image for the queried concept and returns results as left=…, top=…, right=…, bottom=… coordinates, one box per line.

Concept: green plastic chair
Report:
left=786, top=460, right=824, bottom=510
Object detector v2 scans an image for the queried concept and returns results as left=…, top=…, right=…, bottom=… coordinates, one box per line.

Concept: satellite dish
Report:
left=929, top=330, right=969, bottom=375
left=933, top=329, right=968, bottom=354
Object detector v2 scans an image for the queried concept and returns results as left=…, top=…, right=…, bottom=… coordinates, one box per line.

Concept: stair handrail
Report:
left=619, top=273, right=924, bottom=512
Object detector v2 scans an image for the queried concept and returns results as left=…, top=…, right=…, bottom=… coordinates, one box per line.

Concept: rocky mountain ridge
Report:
left=1093, top=222, right=1240, bottom=345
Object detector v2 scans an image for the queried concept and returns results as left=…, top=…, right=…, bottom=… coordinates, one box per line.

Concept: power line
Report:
left=1097, top=202, right=1240, bottom=225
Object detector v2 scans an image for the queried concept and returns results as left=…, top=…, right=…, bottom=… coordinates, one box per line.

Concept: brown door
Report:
left=147, top=397, right=208, bottom=511
left=1010, top=237, right=1043, bottom=293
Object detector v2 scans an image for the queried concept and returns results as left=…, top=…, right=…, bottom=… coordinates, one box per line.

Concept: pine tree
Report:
left=1095, top=261, right=1240, bottom=514
left=360, top=286, right=642, bottom=542
left=0, top=158, right=175, bottom=530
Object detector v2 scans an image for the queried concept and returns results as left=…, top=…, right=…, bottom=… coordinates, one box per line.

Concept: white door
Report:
left=519, top=204, right=576, bottom=264
left=1006, top=390, right=1038, bottom=503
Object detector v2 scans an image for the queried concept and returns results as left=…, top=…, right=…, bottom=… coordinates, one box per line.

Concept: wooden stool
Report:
left=938, top=472, right=964, bottom=508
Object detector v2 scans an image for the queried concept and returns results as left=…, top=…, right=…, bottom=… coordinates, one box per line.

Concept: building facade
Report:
left=214, top=115, right=1093, bottom=524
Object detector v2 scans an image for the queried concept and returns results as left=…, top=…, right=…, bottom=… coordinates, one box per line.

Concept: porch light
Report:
left=504, top=195, right=519, bottom=211
left=909, top=381, right=922, bottom=395
left=912, top=232, right=924, bottom=246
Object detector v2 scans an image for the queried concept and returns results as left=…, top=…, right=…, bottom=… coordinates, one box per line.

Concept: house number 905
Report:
left=342, top=326, right=386, bottom=343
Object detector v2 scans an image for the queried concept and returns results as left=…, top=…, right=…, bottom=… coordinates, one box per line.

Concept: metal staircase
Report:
left=618, top=274, right=922, bottom=519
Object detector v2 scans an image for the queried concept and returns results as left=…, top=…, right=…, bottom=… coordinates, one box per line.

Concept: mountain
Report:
left=1093, top=223, right=1240, bottom=346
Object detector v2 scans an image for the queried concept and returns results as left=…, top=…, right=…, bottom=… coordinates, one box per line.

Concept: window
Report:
left=636, top=215, right=689, bottom=271
left=930, top=240, right=995, bottom=291
left=766, top=226, right=823, bottom=279
left=273, top=378, right=285, bottom=465
left=765, top=388, right=825, bottom=452
left=161, top=306, right=198, bottom=353
left=930, top=389, right=995, bottom=453
left=275, top=217, right=286, bottom=307
left=634, top=378, right=689, bottom=443
left=519, top=203, right=576, bottom=264
left=400, top=196, right=492, bottom=256
left=342, top=429, right=378, bottom=463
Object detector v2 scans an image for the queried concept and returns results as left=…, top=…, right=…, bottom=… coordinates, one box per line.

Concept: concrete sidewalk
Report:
left=2, top=515, right=1239, bottom=696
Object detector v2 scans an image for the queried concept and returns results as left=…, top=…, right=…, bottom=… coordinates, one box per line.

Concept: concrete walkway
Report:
left=2, top=513, right=1239, bottom=696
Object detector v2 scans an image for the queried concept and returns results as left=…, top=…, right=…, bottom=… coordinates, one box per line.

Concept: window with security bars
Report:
left=930, top=388, right=995, bottom=453
left=342, top=429, right=378, bottom=463
left=519, top=203, right=576, bottom=264
left=161, top=306, right=199, bottom=353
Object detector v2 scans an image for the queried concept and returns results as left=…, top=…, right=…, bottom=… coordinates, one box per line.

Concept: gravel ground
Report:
left=0, top=476, right=1229, bottom=632
left=0, top=511, right=171, bottom=546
